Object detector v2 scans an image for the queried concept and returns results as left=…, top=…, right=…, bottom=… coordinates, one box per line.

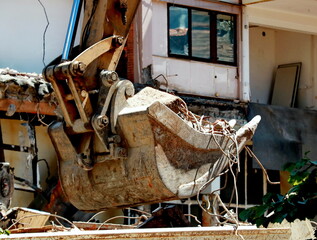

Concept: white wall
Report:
left=0, top=0, right=81, bottom=73
left=152, top=56, right=238, bottom=98
left=146, top=0, right=240, bottom=99
left=141, top=0, right=153, bottom=69
left=249, top=27, right=316, bottom=109
left=247, top=5, right=317, bottom=109
left=249, top=27, right=276, bottom=103
left=275, top=31, right=314, bottom=108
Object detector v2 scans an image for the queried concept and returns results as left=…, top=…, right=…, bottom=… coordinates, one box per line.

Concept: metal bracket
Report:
left=91, top=70, right=133, bottom=161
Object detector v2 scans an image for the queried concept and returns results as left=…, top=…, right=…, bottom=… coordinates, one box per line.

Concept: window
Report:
left=168, top=4, right=237, bottom=65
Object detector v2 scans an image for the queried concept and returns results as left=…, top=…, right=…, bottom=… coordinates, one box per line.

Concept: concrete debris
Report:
left=138, top=205, right=190, bottom=228
left=267, top=218, right=315, bottom=240
left=0, top=68, right=53, bottom=102
left=0, top=207, right=49, bottom=231
left=0, top=205, right=293, bottom=240
left=0, top=163, right=14, bottom=214
left=181, top=95, right=248, bottom=129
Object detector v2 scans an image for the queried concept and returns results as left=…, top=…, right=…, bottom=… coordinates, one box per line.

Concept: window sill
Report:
left=153, top=54, right=238, bottom=68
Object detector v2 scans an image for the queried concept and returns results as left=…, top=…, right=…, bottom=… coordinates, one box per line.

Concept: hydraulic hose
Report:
left=61, top=0, right=83, bottom=61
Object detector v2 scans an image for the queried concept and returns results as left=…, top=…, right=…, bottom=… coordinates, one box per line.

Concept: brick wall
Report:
left=126, top=23, right=135, bottom=82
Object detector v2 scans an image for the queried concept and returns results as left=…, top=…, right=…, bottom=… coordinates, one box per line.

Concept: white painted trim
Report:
left=159, top=0, right=240, bottom=14
left=141, top=0, right=153, bottom=72
left=241, top=7, right=250, bottom=101
left=152, top=55, right=238, bottom=69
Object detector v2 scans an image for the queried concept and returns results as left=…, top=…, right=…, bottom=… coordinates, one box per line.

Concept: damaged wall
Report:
left=248, top=103, right=317, bottom=170
left=247, top=3, right=317, bottom=110
left=0, top=68, right=57, bottom=116
left=0, top=0, right=82, bottom=73
left=1, top=119, right=58, bottom=207
left=249, top=27, right=317, bottom=109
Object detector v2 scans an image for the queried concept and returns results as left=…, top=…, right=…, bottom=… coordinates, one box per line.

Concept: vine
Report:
left=239, top=152, right=317, bottom=227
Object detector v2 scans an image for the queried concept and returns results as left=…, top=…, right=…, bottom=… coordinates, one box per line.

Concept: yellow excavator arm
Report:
left=44, top=0, right=140, bottom=131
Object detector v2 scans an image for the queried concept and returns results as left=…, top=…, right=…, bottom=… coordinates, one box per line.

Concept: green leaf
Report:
left=276, top=194, right=285, bottom=202
left=295, top=160, right=306, bottom=170
left=254, top=205, right=269, bottom=218
left=283, top=162, right=296, bottom=172
left=239, top=208, right=255, bottom=221
left=275, top=204, right=284, bottom=213
left=288, top=171, right=309, bottom=185
left=288, top=185, right=300, bottom=194
left=271, top=213, right=287, bottom=224
left=241, top=154, right=317, bottom=227
left=297, top=199, right=308, bottom=205
left=310, top=160, right=317, bottom=165
left=262, top=192, right=276, bottom=204
left=255, top=217, right=268, bottom=228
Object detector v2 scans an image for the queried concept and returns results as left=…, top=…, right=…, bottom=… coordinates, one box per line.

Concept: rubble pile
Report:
left=0, top=68, right=54, bottom=103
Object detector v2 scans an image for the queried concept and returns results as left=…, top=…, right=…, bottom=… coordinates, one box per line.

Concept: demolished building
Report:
left=0, top=0, right=316, bottom=238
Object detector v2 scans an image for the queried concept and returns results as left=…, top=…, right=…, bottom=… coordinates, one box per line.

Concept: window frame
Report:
left=167, top=4, right=237, bottom=66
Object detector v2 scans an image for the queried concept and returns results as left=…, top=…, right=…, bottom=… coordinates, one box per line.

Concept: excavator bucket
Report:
left=37, top=0, right=261, bottom=212
left=49, top=87, right=260, bottom=211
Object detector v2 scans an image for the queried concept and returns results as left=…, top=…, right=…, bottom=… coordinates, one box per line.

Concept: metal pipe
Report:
left=61, top=0, right=83, bottom=61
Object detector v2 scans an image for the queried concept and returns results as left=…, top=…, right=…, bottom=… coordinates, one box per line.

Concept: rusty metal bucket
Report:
left=49, top=88, right=260, bottom=211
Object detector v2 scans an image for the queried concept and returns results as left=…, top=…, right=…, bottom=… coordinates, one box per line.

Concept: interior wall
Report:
left=2, top=119, right=34, bottom=207
left=275, top=31, right=314, bottom=109
left=1, top=119, right=57, bottom=208
left=249, top=27, right=276, bottom=104
left=250, top=27, right=315, bottom=109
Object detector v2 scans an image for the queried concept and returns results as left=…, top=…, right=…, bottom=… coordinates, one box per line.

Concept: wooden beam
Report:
left=0, top=99, right=57, bottom=116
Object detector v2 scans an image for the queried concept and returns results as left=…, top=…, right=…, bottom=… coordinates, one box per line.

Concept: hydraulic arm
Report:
left=44, top=0, right=140, bottom=169
left=43, top=0, right=261, bottom=211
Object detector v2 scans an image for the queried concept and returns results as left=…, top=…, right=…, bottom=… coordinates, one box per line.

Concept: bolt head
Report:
left=100, top=70, right=119, bottom=86
left=97, top=115, right=109, bottom=128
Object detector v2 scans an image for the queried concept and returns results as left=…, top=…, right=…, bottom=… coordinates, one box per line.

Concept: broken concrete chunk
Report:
left=0, top=207, right=49, bottom=231
left=0, top=68, right=57, bottom=115
left=0, top=68, right=53, bottom=100
left=6, top=103, right=16, bottom=116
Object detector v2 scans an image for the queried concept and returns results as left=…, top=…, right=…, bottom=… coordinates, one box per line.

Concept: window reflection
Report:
left=217, top=14, right=235, bottom=63
left=168, top=4, right=237, bottom=65
left=191, top=10, right=210, bottom=59
left=169, top=6, right=189, bottom=56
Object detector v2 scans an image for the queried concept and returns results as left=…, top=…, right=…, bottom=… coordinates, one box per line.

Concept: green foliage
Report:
left=0, top=228, right=10, bottom=235
left=239, top=153, right=317, bottom=227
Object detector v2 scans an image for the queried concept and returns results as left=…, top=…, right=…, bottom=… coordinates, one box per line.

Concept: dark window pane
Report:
left=191, top=10, right=210, bottom=59
left=217, top=14, right=235, bottom=63
left=169, top=6, right=189, bottom=56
